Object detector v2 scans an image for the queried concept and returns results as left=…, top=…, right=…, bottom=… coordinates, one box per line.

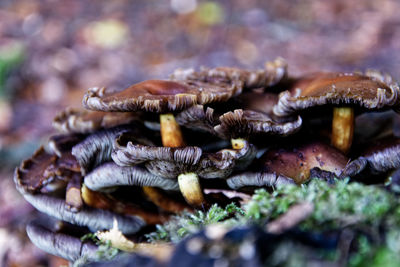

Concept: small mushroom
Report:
left=273, top=71, right=400, bottom=153
left=26, top=220, right=98, bottom=263
left=112, top=130, right=256, bottom=206
left=258, top=141, right=348, bottom=184
left=84, top=162, right=179, bottom=192
left=53, top=107, right=140, bottom=134
left=112, top=132, right=256, bottom=179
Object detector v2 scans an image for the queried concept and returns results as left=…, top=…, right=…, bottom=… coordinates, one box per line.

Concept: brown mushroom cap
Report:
left=53, top=107, right=140, bottom=134
left=273, top=71, right=400, bottom=117
left=112, top=132, right=256, bottom=179
left=214, top=109, right=302, bottom=139
left=176, top=91, right=302, bottom=139
left=170, top=57, right=287, bottom=89
left=14, top=144, right=81, bottom=194
left=260, top=141, right=349, bottom=183
left=83, top=79, right=242, bottom=113
left=176, top=105, right=218, bottom=135
left=343, top=136, right=400, bottom=177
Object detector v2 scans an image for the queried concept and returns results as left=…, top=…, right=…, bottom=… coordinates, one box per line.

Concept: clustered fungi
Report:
left=14, top=58, right=400, bottom=264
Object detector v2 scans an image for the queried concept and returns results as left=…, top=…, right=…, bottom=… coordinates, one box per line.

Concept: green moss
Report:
left=147, top=178, right=400, bottom=265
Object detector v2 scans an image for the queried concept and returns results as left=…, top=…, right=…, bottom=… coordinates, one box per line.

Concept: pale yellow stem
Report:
left=331, top=107, right=354, bottom=154
left=178, top=173, right=205, bottom=206
left=158, top=113, right=205, bottom=207
left=160, top=113, right=185, bottom=147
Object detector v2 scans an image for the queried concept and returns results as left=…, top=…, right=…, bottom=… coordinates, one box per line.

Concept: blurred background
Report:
left=0, top=0, right=399, bottom=265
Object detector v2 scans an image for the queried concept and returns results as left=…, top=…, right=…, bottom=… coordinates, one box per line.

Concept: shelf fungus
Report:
left=343, top=136, right=400, bottom=177
left=53, top=107, right=140, bottom=134
left=273, top=71, right=400, bottom=153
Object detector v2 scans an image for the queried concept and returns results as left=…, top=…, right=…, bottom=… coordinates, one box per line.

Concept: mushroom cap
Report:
left=84, top=162, right=179, bottom=192
left=273, top=71, right=400, bottom=117
left=17, top=188, right=145, bottom=233
left=53, top=107, right=140, bottom=134
left=343, top=136, right=400, bottom=176
left=260, top=141, right=349, bottom=183
left=83, top=79, right=243, bottom=113
left=226, top=172, right=295, bottom=190
left=14, top=144, right=80, bottom=194
left=26, top=220, right=98, bottom=262
left=72, top=125, right=153, bottom=175
left=112, top=133, right=256, bottom=179
left=176, top=92, right=302, bottom=139
left=170, top=57, right=287, bottom=89
left=176, top=105, right=218, bottom=135
left=214, top=109, right=302, bottom=139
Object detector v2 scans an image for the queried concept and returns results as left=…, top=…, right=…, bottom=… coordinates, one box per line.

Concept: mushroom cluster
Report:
left=14, top=58, right=400, bottom=263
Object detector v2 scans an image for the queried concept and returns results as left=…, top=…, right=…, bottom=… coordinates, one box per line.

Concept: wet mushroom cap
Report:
left=53, top=107, right=139, bottom=134
left=273, top=72, right=400, bottom=117
left=83, top=79, right=243, bottom=113
left=260, top=141, right=349, bottom=183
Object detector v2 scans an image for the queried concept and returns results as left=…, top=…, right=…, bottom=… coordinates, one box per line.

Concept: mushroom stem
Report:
left=81, top=185, right=165, bottom=224
left=142, top=186, right=190, bottom=213
left=231, top=138, right=246, bottom=150
left=160, top=113, right=185, bottom=147
left=65, top=174, right=83, bottom=212
left=159, top=113, right=205, bottom=207
left=178, top=173, right=205, bottom=206
left=331, top=107, right=354, bottom=153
